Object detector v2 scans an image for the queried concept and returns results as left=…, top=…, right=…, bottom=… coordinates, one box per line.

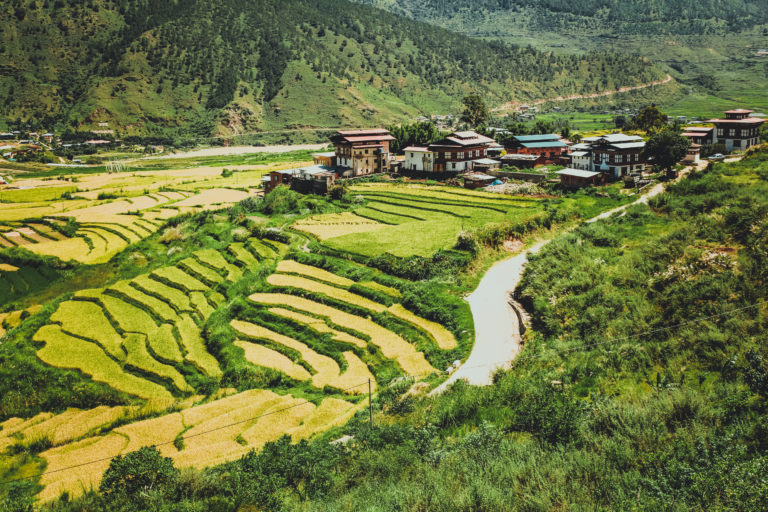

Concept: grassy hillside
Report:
left=357, top=0, right=768, bottom=116
left=0, top=0, right=665, bottom=137
left=15, top=149, right=768, bottom=511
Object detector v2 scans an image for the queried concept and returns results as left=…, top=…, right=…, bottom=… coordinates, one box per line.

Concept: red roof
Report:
left=336, top=128, right=390, bottom=136
left=707, top=118, right=765, bottom=124
left=403, top=146, right=429, bottom=152
left=682, top=132, right=708, bottom=137
left=725, top=109, right=753, bottom=114
left=683, top=126, right=712, bottom=132
left=340, top=135, right=395, bottom=143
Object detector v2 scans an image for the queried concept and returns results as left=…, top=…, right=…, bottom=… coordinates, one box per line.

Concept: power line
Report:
left=0, top=298, right=763, bottom=487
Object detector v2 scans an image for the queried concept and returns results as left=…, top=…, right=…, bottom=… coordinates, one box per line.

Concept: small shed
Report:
left=472, top=157, right=501, bottom=172
left=556, top=168, right=602, bottom=189
left=463, top=172, right=496, bottom=190
left=500, top=153, right=543, bottom=169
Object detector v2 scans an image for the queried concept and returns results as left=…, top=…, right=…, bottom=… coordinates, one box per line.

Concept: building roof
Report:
left=336, top=128, right=390, bottom=136
left=570, top=151, right=589, bottom=157
left=296, top=164, right=336, bottom=177
left=473, top=158, right=500, bottom=165
left=611, top=142, right=646, bottom=149
left=706, top=118, right=765, bottom=124
left=583, top=133, right=643, bottom=143
left=341, top=135, right=395, bottom=143
left=403, top=146, right=430, bottom=152
left=724, top=109, right=753, bottom=114
left=501, top=153, right=541, bottom=160
left=683, top=126, right=712, bottom=132
left=435, top=131, right=495, bottom=147
left=312, top=152, right=336, bottom=158
left=682, top=132, right=708, bottom=137
left=513, top=134, right=561, bottom=142
left=557, top=168, right=600, bottom=178
left=463, top=172, right=495, bottom=181
left=520, top=141, right=567, bottom=149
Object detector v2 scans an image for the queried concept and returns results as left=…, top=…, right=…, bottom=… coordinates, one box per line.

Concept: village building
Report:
left=578, top=133, right=647, bottom=179
left=403, top=146, right=435, bottom=172
left=707, top=109, right=765, bottom=152
left=471, top=158, right=502, bottom=173
left=500, top=153, right=544, bottom=169
left=312, top=151, right=337, bottom=167
left=263, top=168, right=302, bottom=194
left=556, top=168, right=603, bottom=189
left=463, top=172, right=496, bottom=190
left=428, top=131, right=495, bottom=172
left=508, top=134, right=569, bottom=164
left=289, top=165, right=336, bottom=195
left=681, top=126, right=714, bottom=146
left=330, top=128, right=394, bottom=177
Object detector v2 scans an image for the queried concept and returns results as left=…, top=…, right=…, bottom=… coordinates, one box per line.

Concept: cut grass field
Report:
left=231, top=320, right=374, bottom=393
left=35, top=389, right=359, bottom=501
left=249, top=293, right=436, bottom=376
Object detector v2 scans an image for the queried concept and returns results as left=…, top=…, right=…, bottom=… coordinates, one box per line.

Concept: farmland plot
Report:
left=296, top=183, right=544, bottom=257
left=34, top=389, right=360, bottom=501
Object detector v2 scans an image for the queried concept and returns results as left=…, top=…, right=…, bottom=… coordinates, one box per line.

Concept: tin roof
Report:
left=521, top=141, right=567, bottom=149
left=557, top=168, right=600, bottom=178
left=513, top=134, right=561, bottom=142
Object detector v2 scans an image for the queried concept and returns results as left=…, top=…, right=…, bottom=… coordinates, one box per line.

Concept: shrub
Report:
left=99, top=446, right=180, bottom=501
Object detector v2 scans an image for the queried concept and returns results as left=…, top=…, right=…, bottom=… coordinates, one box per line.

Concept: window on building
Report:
left=452, top=163, right=456, bottom=169
left=729, top=129, right=735, bottom=137
left=717, top=128, right=724, bottom=136
left=616, top=154, right=623, bottom=163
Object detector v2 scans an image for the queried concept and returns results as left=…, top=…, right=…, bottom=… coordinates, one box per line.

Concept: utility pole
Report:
left=368, top=378, right=373, bottom=429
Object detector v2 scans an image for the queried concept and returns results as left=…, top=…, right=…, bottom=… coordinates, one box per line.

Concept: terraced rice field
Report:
left=31, top=389, right=361, bottom=501
left=31, top=239, right=280, bottom=400
left=295, top=183, right=545, bottom=257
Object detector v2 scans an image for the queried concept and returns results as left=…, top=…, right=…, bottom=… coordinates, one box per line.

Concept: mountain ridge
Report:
left=0, top=0, right=666, bottom=137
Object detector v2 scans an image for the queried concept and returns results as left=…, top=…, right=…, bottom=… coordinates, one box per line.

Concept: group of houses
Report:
left=263, top=109, right=765, bottom=194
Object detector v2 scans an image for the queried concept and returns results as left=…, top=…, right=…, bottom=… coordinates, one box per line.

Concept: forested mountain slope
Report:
left=0, top=0, right=664, bottom=137
left=357, top=0, right=768, bottom=36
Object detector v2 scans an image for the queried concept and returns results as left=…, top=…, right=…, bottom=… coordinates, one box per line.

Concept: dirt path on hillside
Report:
left=431, top=163, right=701, bottom=394
left=492, top=74, right=673, bottom=113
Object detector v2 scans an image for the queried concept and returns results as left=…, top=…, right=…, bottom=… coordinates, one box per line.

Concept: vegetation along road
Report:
left=434, top=161, right=701, bottom=393
left=493, top=74, right=673, bottom=113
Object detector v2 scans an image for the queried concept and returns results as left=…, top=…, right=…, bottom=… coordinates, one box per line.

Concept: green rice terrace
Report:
left=0, top=164, right=638, bottom=504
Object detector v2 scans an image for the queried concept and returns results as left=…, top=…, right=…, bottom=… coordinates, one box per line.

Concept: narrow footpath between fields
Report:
left=431, top=160, right=708, bottom=394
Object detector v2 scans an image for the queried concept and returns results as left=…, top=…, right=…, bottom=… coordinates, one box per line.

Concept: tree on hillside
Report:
left=99, top=447, right=179, bottom=503
left=643, top=129, right=690, bottom=171
left=389, top=121, right=442, bottom=153
left=460, top=94, right=488, bottom=127
left=629, top=105, right=668, bottom=132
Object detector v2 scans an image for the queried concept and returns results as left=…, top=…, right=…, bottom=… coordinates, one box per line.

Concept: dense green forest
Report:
left=10, top=149, right=768, bottom=510
left=0, top=0, right=665, bottom=137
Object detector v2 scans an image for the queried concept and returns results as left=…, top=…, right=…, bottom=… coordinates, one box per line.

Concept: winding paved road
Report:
left=431, top=167, right=700, bottom=395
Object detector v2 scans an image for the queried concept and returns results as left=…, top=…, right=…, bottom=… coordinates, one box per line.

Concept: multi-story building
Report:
left=707, top=109, right=764, bottom=152
left=403, top=146, right=435, bottom=172
left=568, top=134, right=646, bottom=179
left=428, top=131, right=495, bottom=172
left=680, top=126, right=714, bottom=146
left=508, top=134, right=569, bottom=164
left=330, top=128, right=395, bottom=176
